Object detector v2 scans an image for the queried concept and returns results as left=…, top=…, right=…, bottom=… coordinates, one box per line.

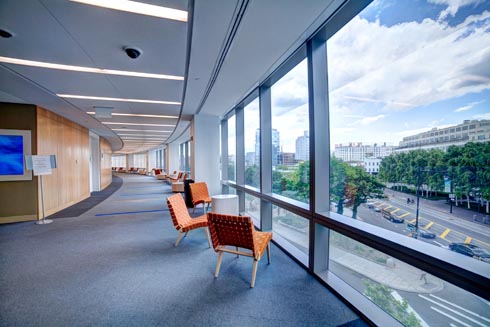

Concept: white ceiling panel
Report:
left=0, top=0, right=188, bottom=153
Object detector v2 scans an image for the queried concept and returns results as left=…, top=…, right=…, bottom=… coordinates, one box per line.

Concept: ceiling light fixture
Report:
left=111, top=129, right=172, bottom=133
left=58, top=94, right=180, bottom=105
left=0, top=56, right=183, bottom=80
left=70, top=0, right=187, bottom=22
left=102, top=122, right=175, bottom=127
left=87, top=111, right=178, bottom=119
left=117, top=134, right=169, bottom=137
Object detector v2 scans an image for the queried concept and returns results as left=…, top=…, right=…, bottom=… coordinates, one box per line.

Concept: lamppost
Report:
left=414, top=167, right=422, bottom=239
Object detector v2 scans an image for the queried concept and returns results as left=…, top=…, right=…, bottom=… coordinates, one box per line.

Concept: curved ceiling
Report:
left=0, top=0, right=343, bottom=152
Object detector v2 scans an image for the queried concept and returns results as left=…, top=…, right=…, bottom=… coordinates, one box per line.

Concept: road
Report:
left=331, top=261, right=490, bottom=327
left=357, top=195, right=490, bottom=255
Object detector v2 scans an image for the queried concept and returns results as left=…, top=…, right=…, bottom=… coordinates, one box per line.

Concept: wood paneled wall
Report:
left=37, top=107, right=90, bottom=217
left=100, top=138, right=112, bottom=190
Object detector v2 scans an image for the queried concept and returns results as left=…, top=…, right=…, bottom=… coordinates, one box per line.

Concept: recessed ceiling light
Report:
left=111, top=129, right=172, bottom=133
left=58, top=94, right=180, bottom=105
left=0, top=56, right=183, bottom=80
left=86, top=111, right=178, bottom=119
left=117, top=134, right=169, bottom=137
left=102, top=122, right=175, bottom=127
left=70, top=0, right=187, bottom=22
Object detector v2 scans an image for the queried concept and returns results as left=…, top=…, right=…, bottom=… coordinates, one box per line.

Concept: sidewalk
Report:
left=388, top=189, right=490, bottom=226
left=331, top=246, right=444, bottom=293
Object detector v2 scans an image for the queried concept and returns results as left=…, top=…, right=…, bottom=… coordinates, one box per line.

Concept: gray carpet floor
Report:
left=0, top=173, right=367, bottom=327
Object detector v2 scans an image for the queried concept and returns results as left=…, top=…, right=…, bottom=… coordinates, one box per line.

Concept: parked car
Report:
left=373, top=207, right=381, bottom=212
left=366, top=202, right=375, bottom=209
left=449, top=243, right=490, bottom=262
left=381, top=209, right=404, bottom=223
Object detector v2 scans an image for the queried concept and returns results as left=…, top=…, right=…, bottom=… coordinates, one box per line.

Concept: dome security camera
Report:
left=124, top=47, right=141, bottom=59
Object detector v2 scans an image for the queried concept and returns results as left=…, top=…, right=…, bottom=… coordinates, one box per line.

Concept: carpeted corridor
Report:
left=0, top=173, right=367, bottom=327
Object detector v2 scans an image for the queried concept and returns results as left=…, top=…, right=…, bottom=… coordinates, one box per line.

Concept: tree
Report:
left=245, top=165, right=259, bottom=187
left=293, top=161, right=310, bottom=201
left=330, top=157, right=347, bottom=214
left=364, top=280, right=422, bottom=327
left=345, top=166, right=384, bottom=219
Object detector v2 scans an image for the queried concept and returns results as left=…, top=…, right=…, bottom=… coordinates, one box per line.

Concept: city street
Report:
left=357, top=190, right=490, bottom=255
left=331, top=261, right=490, bottom=327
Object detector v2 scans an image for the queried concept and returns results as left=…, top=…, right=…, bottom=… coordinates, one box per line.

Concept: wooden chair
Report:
left=189, top=182, right=212, bottom=213
left=168, top=171, right=183, bottom=183
left=207, top=212, right=272, bottom=288
left=166, top=194, right=211, bottom=247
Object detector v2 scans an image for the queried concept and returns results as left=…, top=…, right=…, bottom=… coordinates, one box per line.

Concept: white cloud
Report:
left=352, top=114, right=386, bottom=126
left=453, top=100, right=485, bottom=112
left=328, top=10, right=490, bottom=115
left=428, top=0, right=483, bottom=20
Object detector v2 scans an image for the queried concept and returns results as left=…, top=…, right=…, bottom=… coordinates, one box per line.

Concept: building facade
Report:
left=333, top=142, right=395, bottom=162
left=397, top=120, right=490, bottom=152
left=295, top=131, right=309, bottom=162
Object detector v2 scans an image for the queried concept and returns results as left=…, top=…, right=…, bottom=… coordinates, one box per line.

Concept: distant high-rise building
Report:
left=333, top=142, right=394, bottom=162
left=255, top=128, right=281, bottom=166
left=272, top=129, right=280, bottom=166
left=245, top=152, right=255, bottom=167
left=295, top=131, right=309, bottom=161
left=396, top=119, right=490, bottom=152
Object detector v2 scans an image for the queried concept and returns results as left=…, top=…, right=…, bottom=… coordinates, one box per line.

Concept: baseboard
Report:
left=0, top=214, right=37, bottom=224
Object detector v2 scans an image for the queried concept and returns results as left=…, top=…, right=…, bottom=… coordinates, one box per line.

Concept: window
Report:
left=111, top=155, right=126, bottom=168
left=245, top=193, right=261, bottom=227
left=272, top=205, right=308, bottom=264
left=327, top=0, right=490, bottom=254
left=227, top=115, right=236, bottom=181
left=244, top=98, right=260, bottom=188
left=133, top=153, right=146, bottom=169
left=270, top=58, right=310, bottom=204
left=327, top=231, right=489, bottom=327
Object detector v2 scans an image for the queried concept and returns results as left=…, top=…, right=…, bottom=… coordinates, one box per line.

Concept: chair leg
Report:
left=175, top=231, right=185, bottom=247
left=184, top=231, right=189, bottom=238
left=236, top=247, right=239, bottom=258
left=204, top=227, right=211, bottom=248
left=215, top=251, right=224, bottom=278
left=267, top=244, right=271, bottom=264
left=192, top=206, right=196, bottom=214
left=251, top=259, right=259, bottom=288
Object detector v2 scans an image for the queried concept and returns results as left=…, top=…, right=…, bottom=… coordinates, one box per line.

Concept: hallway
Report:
left=0, top=173, right=365, bottom=327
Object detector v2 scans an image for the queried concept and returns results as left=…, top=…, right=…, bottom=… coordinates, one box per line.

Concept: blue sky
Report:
left=240, top=0, right=490, bottom=154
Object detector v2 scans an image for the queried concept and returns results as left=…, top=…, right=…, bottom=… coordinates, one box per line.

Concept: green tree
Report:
left=245, top=165, right=259, bottom=187
left=272, top=170, right=284, bottom=194
left=330, top=157, right=347, bottom=214
left=345, top=166, right=384, bottom=219
left=293, top=161, right=310, bottom=201
left=364, top=280, right=422, bottom=327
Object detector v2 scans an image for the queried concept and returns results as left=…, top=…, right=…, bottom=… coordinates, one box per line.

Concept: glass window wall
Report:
left=244, top=98, right=260, bottom=188
left=228, top=115, right=236, bottom=182
left=272, top=205, right=309, bottom=265
left=270, top=58, right=310, bottom=204
left=327, top=0, right=490, bottom=260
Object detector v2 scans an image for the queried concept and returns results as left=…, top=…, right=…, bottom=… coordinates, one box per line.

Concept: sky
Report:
left=239, top=0, right=490, bottom=154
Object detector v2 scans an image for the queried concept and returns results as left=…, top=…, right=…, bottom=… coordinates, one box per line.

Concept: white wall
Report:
left=167, top=142, right=180, bottom=174
left=191, top=114, right=221, bottom=196
left=89, top=131, right=100, bottom=192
